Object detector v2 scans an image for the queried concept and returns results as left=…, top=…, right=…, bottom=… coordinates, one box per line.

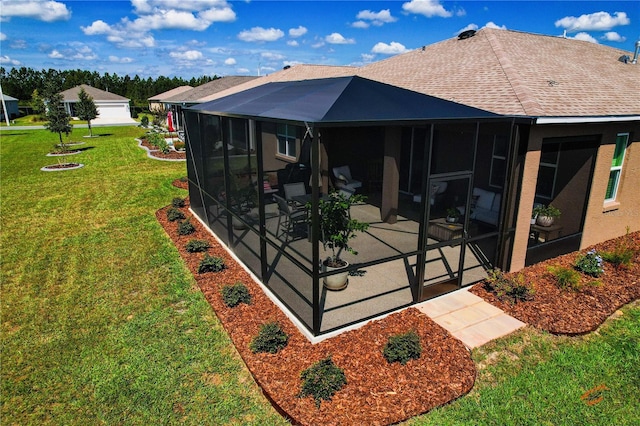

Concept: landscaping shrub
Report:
left=484, top=268, right=535, bottom=304
left=185, top=239, right=210, bottom=253
left=177, top=218, right=195, bottom=235
left=601, top=232, right=636, bottom=268
left=166, top=207, right=185, bottom=222
left=548, top=265, right=582, bottom=291
left=250, top=322, right=289, bottom=354
left=383, top=330, right=422, bottom=365
left=221, top=282, right=251, bottom=307
left=197, top=254, right=225, bottom=273
left=147, top=131, right=169, bottom=153
left=140, top=115, right=149, bottom=128
left=299, top=357, right=347, bottom=408
left=179, top=176, right=188, bottom=182
left=172, top=197, right=186, bottom=208
left=174, top=141, right=185, bottom=151
left=574, top=249, right=604, bottom=277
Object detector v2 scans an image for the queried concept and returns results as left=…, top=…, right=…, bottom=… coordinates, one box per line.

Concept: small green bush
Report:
left=383, top=330, right=422, bottom=365
left=185, top=239, right=210, bottom=253
left=221, top=282, right=251, bottom=307
left=574, top=249, right=604, bottom=277
left=177, top=218, right=195, bottom=235
left=250, top=322, right=289, bottom=354
left=172, top=197, right=186, bottom=208
left=548, top=265, right=582, bottom=291
left=179, top=176, right=188, bottom=182
left=166, top=207, right=185, bottom=222
left=174, top=141, right=185, bottom=151
left=140, top=115, right=149, bottom=127
left=299, top=357, right=347, bottom=408
left=601, top=232, right=635, bottom=268
left=484, top=268, right=535, bottom=304
left=198, top=254, right=225, bottom=273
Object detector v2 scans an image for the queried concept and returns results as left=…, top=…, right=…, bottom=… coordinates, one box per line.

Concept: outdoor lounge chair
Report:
left=332, top=165, right=362, bottom=192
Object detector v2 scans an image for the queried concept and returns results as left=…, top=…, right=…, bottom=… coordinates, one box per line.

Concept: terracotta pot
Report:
left=536, top=215, right=555, bottom=227
left=323, top=260, right=349, bottom=290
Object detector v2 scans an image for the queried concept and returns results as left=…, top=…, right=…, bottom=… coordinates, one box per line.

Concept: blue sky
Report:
left=1, top=1, right=638, bottom=78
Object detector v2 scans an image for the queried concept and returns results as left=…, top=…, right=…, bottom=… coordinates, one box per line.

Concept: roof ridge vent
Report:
left=458, top=29, right=476, bottom=40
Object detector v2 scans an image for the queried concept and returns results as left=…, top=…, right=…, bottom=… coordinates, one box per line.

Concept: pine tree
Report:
left=76, top=88, right=98, bottom=137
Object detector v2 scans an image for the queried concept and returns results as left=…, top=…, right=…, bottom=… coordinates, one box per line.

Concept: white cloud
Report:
left=236, top=67, right=250, bottom=74
left=601, top=31, right=626, bottom=42
left=238, top=27, right=284, bottom=42
left=109, top=55, right=134, bottom=63
left=572, top=32, right=598, bottom=44
left=402, top=0, right=453, bottom=18
left=224, top=57, right=236, bottom=65
left=10, top=39, right=28, bottom=49
left=484, top=22, right=506, bottom=30
left=361, top=53, right=375, bottom=63
left=355, top=9, right=397, bottom=27
left=0, top=1, right=71, bottom=22
left=48, top=49, right=64, bottom=58
left=170, top=50, right=204, bottom=60
left=261, top=52, right=285, bottom=61
left=325, top=33, right=355, bottom=45
left=0, top=33, right=6, bottom=41
left=351, top=21, right=369, bottom=29
left=287, top=40, right=299, bottom=47
left=0, top=55, right=21, bottom=65
left=81, top=1, right=235, bottom=49
left=555, top=11, right=630, bottom=32
left=289, top=26, right=307, bottom=38
left=371, top=41, right=408, bottom=55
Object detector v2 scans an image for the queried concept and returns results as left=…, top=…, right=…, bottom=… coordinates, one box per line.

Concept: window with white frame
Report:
left=276, top=124, right=297, bottom=158
left=489, top=135, right=507, bottom=188
left=605, top=133, right=629, bottom=202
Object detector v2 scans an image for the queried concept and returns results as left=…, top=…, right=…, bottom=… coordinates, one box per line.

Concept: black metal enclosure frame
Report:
left=183, top=76, right=529, bottom=336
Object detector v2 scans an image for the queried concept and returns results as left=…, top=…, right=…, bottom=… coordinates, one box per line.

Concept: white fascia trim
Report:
left=536, top=116, right=640, bottom=124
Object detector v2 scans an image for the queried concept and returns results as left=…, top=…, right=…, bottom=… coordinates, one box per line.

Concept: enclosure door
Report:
left=421, top=174, right=473, bottom=300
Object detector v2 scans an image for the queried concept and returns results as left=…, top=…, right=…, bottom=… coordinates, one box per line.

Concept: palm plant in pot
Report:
left=533, top=204, right=561, bottom=227
left=317, top=191, right=369, bottom=290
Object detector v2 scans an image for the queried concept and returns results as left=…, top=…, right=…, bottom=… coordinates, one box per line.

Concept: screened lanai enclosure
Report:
left=183, top=76, right=526, bottom=336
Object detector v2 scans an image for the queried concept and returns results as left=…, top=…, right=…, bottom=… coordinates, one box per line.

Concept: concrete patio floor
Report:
left=416, top=287, right=526, bottom=349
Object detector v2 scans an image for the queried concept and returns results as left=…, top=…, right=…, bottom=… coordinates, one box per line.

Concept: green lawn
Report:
left=1, top=126, right=638, bottom=425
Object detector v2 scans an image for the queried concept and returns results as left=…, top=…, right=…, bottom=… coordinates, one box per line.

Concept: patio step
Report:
left=416, top=288, right=525, bottom=349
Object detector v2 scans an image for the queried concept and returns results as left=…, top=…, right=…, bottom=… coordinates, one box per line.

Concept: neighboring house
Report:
left=147, top=85, right=192, bottom=111
left=182, top=29, right=639, bottom=339
left=59, top=84, right=136, bottom=125
left=1, top=93, right=20, bottom=121
left=162, top=76, right=259, bottom=130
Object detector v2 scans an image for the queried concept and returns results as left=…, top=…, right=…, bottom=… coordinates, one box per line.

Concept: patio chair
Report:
left=274, top=194, right=307, bottom=241
left=332, top=165, right=362, bottom=192
left=283, top=182, right=307, bottom=201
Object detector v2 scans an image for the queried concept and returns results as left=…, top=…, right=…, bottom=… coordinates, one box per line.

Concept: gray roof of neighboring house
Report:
left=148, top=86, right=193, bottom=102
left=1, top=94, right=19, bottom=101
left=358, top=28, right=640, bottom=117
left=163, top=76, right=259, bottom=103
left=59, top=84, right=129, bottom=102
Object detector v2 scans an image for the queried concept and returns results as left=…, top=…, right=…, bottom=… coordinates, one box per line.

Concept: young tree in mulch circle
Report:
left=76, top=88, right=99, bottom=137
left=44, top=91, right=73, bottom=155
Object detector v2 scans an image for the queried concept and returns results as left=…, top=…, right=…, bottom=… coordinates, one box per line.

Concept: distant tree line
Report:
left=0, top=67, right=219, bottom=107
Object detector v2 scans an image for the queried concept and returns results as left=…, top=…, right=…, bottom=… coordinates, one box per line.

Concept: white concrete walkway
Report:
left=416, top=288, right=526, bottom=349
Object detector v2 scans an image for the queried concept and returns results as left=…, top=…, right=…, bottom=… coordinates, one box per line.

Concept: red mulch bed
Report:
left=139, top=138, right=186, bottom=160
left=470, top=232, right=640, bottom=335
left=172, top=178, right=189, bottom=190
left=156, top=199, right=476, bottom=426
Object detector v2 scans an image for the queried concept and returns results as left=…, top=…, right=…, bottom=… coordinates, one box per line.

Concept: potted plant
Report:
left=446, top=207, right=460, bottom=223
left=317, top=191, right=369, bottom=290
left=533, top=204, right=561, bottom=227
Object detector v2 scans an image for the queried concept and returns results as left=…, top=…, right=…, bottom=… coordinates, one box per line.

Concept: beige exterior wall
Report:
left=510, top=121, right=640, bottom=271
left=582, top=125, right=640, bottom=247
